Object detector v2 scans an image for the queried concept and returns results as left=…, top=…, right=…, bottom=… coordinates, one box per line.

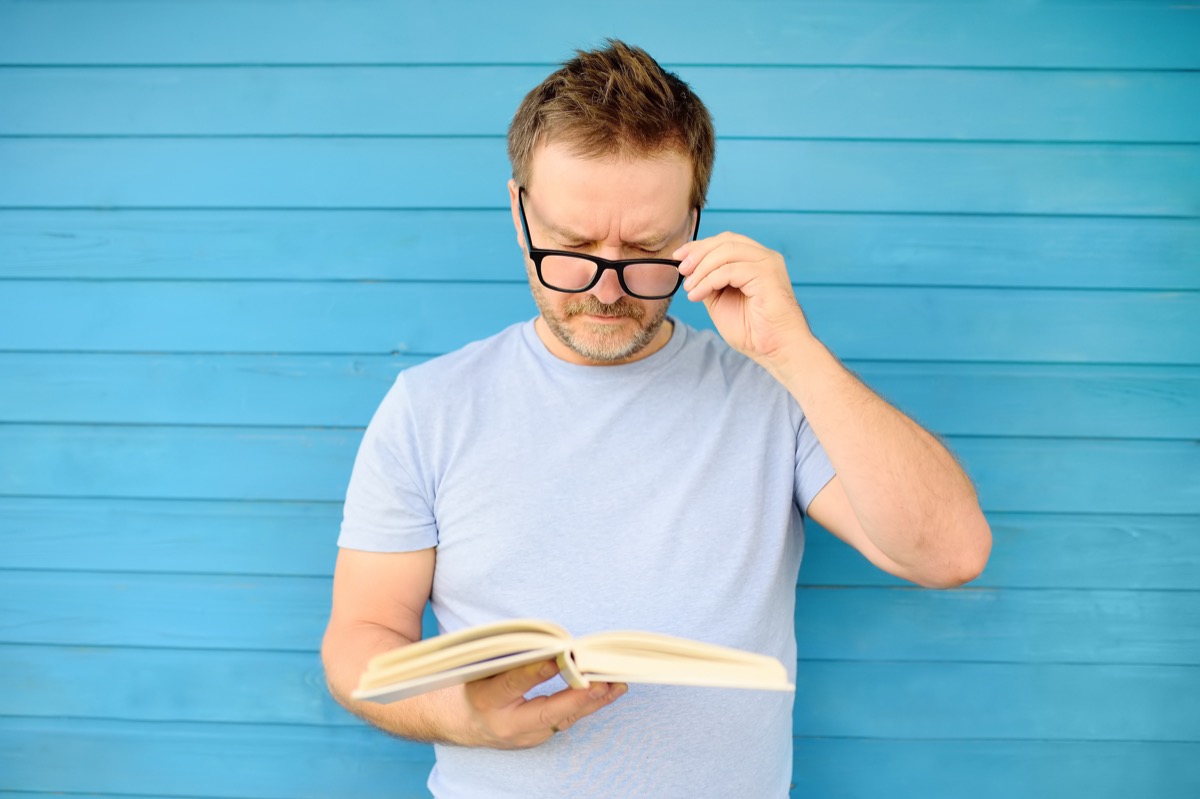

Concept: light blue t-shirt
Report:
left=339, top=318, right=835, bottom=798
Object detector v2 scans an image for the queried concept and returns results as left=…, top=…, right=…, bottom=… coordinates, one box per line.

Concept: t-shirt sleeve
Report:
left=337, top=374, right=439, bottom=552
left=794, top=411, right=836, bottom=515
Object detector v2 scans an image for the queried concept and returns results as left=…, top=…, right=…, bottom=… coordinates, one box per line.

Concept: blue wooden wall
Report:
left=1, top=1, right=1198, bottom=796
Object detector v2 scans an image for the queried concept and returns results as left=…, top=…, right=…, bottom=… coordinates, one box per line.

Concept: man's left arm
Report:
left=675, top=232, right=992, bottom=588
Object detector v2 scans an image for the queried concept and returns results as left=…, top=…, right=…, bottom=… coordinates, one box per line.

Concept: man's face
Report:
left=509, top=142, right=696, bottom=366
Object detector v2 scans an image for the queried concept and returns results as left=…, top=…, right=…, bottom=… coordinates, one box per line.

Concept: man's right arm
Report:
left=320, top=547, right=626, bottom=748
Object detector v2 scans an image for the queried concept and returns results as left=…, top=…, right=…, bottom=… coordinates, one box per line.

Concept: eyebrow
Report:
left=542, top=219, right=674, bottom=250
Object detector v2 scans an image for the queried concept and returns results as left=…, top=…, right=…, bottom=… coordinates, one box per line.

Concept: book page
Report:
left=363, top=618, right=570, bottom=675
left=573, top=631, right=793, bottom=691
left=353, top=645, right=566, bottom=703
left=359, top=631, right=571, bottom=689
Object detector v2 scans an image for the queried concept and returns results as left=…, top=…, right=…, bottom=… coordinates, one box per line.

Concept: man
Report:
left=322, top=40, right=991, bottom=797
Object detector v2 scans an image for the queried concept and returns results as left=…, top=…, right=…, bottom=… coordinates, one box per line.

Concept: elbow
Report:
left=915, top=514, right=993, bottom=590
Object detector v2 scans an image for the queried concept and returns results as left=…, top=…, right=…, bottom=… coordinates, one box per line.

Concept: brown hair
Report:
left=507, top=39, right=716, bottom=210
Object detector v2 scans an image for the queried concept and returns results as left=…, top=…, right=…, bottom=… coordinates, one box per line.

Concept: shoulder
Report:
left=675, top=322, right=782, bottom=390
left=673, top=321, right=807, bottom=425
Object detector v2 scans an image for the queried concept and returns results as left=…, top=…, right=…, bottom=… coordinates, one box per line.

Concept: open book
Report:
left=352, top=618, right=795, bottom=703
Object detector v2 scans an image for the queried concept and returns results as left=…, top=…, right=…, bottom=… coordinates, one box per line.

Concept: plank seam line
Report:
left=2, top=568, right=1198, bottom=593
left=3, top=277, right=1198, bottom=294
left=3, top=133, right=1199, bottom=146
left=1, top=63, right=1198, bottom=73
left=790, top=735, right=1200, bottom=744
left=1, top=351, right=1197, bottom=371
left=9, top=643, right=1200, bottom=667
left=4, top=642, right=1200, bottom=669
left=0, top=498, right=1189, bottom=520
left=0, top=715, right=1195, bottom=743
left=0, top=207, right=1196, bottom=221
left=1, top=355, right=1192, bottom=370
left=3, top=567, right=1199, bottom=595
left=2, top=422, right=1196, bottom=443
left=0, top=493, right=345, bottom=506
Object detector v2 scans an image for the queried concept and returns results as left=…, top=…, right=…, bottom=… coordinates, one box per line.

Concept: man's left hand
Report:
left=674, top=232, right=813, bottom=365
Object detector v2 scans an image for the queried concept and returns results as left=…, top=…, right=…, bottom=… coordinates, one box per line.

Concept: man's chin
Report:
left=561, top=319, right=659, bottom=363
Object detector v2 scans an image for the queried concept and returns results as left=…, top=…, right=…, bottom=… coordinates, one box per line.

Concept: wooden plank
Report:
left=2, top=571, right=1198, bottom=664
left=2, top=210, right=1197, bottom=289
left=0, top=645, right=353, bottom=726
left=0, top=497, right=342, bottom=578
left=794, top=586, right=1200, bottom=665
left=0, top=424, right=1196, bottom=514
left=802, top=515, right=1200, bottom=591
left=1, top=282, right=1196, bottom=365
left=3, top=66, right=1197, bottom=142
left=3, top=354, right=1195, bottom=438
left=0, top=353, right=417, bottom=427
left=2, top=496, right=1196, bottom=591
left=1, top=716, right=1193, bottom=799
left=3, top=643, right=1197, bottom=741
left=791, top=739, right=1200, bottom=799
left=2, top=139, right=1197, bottom=216
left=1, top=1, right=1196, bottom=69
left=791, top=660, right=1200, bottom=741
left=0, top=571, right=332, bottom=651
left=0, top=717, right=433, bottom=799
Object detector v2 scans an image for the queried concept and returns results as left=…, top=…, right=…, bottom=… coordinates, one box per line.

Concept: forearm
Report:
left=764, top=334, right=991, bottom=582
left=321, top=620, right=474, bottom=745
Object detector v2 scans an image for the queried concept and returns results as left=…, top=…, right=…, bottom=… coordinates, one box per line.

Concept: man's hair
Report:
left=507, top=39, right=716, bottom=210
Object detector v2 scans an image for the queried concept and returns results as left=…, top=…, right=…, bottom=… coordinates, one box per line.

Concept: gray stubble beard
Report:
left=530, top=282, right=672, bottom=363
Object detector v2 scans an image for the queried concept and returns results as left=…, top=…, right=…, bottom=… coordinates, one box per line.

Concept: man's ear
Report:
left=507, top=179, right=525, bottom=251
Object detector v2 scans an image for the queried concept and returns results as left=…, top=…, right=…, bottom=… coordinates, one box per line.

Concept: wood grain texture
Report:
left=0, top=717, right=433, bottom=799
left=2, top=282, right=1196, bottom=364
left=2, top=644, right=1197, bottom=741
left=2, top=571, right=1198, bottom=664
left=1, top=1, right=1197, bottom=69
left=3, top=497, right=1197, bottom=590
left=2, top=2, right=1196, bottom=795
left=3, top=138, right=1197, bottom=215
left=4, top=499, right=1196, bottom=591
left=0, top=722, right=1198, bottom=799
left=3, top=210, right=1197, bottom=289
left=3, top=66, right=1197, bottom=142
left=791, top=738, right=1200, bottom=799
left=0, top=424, right=1195, bottom=513
left=3, top=354, right=1195, bottom=438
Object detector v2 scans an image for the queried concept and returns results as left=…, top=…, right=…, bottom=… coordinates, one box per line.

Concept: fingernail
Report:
left=539, top=663, right=555, bottom=678
left=589, top=683, right=608, bottom=699
left=611, top=684, right=628, bottom=698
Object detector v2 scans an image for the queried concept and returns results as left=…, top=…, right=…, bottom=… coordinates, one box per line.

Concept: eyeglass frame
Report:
left=516, top=186, right=702, bottom=300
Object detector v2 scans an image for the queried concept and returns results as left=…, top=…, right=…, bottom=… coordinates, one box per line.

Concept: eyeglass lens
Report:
left=540, top=255, right=680, bottom=298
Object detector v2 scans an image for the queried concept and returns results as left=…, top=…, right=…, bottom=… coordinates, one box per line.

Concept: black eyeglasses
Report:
left=517, top=187, right=701, bottom=300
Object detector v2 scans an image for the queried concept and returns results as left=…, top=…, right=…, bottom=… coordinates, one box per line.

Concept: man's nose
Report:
left=591, top=267, right=627, bottom=305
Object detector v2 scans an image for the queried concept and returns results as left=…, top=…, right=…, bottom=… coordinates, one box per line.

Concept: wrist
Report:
left=758, top=327, right=829, bottom=389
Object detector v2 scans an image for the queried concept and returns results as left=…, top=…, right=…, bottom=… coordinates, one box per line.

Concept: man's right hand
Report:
left=462, top=659, right=627, bottom=749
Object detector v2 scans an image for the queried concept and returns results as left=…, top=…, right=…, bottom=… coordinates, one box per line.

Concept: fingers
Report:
left=675, top=235, right=778, bottom=302
left=520, top=681, right=628, bottom=736
left=463, top=660, right=628, bottom=749
left=472, top=659, right=561, bottom=708
left=672, top=230, right=755, bottom=264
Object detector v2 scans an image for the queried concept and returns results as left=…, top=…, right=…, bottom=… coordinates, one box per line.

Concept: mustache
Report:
left=564, top=296, right=645, bottom=320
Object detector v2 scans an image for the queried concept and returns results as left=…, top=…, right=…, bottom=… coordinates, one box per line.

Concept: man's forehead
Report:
left=524, top=144, right=693, bottom=241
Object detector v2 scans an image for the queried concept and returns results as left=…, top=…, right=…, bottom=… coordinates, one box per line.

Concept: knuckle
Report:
left=536, top=707, right=558, bottom=730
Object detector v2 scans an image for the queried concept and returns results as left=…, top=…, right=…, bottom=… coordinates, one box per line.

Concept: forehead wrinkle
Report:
left=530, top=200, right=681, bottom=249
